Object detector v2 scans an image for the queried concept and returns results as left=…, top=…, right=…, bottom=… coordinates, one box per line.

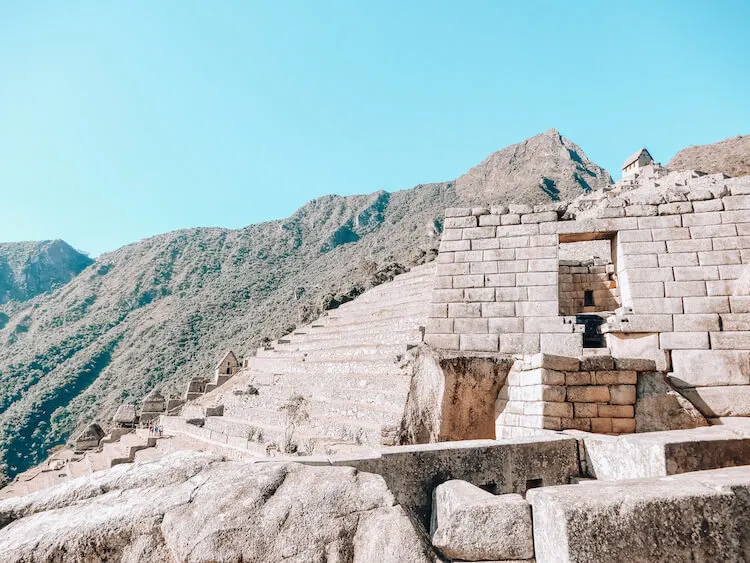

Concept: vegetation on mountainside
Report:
left=667, top=134, right=750, bottom=177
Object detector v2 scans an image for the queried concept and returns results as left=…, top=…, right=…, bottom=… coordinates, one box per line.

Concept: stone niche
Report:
left=558, top=238, right=620, bottom=316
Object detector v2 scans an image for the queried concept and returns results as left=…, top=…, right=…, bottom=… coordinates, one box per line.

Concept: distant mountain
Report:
left=667, top=134, right=750, bottom=177
left=455, top=129, right=613, bottom=203
left=0, top=131, right=610, bottom=478
left=0, top=240, right=93, bottom=307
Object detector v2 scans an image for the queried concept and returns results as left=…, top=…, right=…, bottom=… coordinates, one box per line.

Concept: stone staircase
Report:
left=162, top=263, right=435, bottom=456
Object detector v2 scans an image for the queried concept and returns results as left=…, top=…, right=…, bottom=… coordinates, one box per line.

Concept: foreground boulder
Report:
left=430, top=479, right=533, bottom=561
left=0, top=451, right=433, bottom=562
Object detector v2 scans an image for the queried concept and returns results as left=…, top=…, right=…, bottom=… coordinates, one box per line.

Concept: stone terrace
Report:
left=161, top=263, right=436, bottom=456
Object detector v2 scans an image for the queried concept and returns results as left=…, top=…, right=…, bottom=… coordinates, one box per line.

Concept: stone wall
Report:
left=495, top=354, right=654, bottom=437
left=558, top=259, right=620, bottom=315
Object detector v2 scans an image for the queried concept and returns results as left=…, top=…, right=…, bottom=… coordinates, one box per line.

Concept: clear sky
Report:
left=1, top=1, right=749, bottom=256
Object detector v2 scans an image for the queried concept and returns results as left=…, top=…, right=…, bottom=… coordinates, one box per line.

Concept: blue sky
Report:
left=1, top=1, right=748, bottom=256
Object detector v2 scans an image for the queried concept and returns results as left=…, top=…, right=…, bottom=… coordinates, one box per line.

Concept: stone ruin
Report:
left=73, top=422, right=104, bottom=452
left=7, top=159, right=750, bottom=561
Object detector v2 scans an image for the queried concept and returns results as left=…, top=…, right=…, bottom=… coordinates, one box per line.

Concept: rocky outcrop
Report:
left=0, top=451, right=434, bottom=562
left=455, top=129, right=612, bottom=204
left=667, top=134, right=750, bottom=177
left=0, top=240, right=92, bottom=304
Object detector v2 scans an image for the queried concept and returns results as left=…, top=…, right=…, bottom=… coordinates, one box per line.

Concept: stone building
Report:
left=215, top=350, right=239, bottom=378
left=621, top=147, right=653, bottom=176
left=139, top=389, right=166, bottom=424
left=112, top=404, right=137, bottom=428
left=74, top=423, right=104, bottom=452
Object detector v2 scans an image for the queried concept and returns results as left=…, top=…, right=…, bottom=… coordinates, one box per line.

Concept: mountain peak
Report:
left=455, top=130, right=612, bottom=204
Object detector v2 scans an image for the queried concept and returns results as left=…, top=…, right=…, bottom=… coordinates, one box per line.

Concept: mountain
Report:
left=0, top=131, right=611, bottom=479
left=455, top=129, right=613, bottom=203
left=667, top=134, right=750, bottom=177
left=0, top=240, right=93, bottom=307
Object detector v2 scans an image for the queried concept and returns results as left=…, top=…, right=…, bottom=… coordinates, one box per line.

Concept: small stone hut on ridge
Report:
left=74, top=423, right=105, bottom=452
left=621, top=147, right=654, bottom=176
left=113, top=404, right=138, bottom=428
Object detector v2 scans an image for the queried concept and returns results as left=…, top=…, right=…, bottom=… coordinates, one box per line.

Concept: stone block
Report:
left=658, top=202, right=693, bottom=215
left=673, top=313, right=720, bottom=332
left=679, top=386, right=750, bottom=417
left=574, top=402, right=598, bottom=418
left=526, top=285, right=558, bottom=301
left=516, top=272, right=557, bottom=286
left=619, top=229, right=653, bottom=243
left=454, top=318, right=488, bottom=334
left=666, top=238, right=713, bottom=253
left=691, top=224, right=738, bottom=239
left=459, top=334, right=498, bottom=352
left=495, top=287, right=527, bottom=301
left=470, top=237, right=500, bottom=250
left=720, top=313, right=750, bottom=331
left=706, top=280, right=736, bottom=296
left=521, top=211, right=558, bottom=223
left=598, top=404, right=634, bottom=418
left=692, top=199, right=725, bottom=212
left=625, top=204, right=658, bottom=217
left=448, top=303, right=481, bottom=317
left=524, top=401, right=573, bottom=418
left=718, top=264, right=745, bottom=279
left=469, top=261, right=497, bottom=274
left=614, top=357, right=657, bottom=371
left=487, top=317, right=524, bottom=333
left=638, top=215, right=682, bottom=229
left=500, top=213, right=520, bottom=225
left=710, top=332, right=750, bottom=349
left=528, top=258, right=558, bottom=272
left=462, top=226, right=496, bottom=239
left=508, top=204, right=533, bottom=214
left=490, top=205, right=509, bottom=215
left=497, top=224, right=540, bottom=237
left=580, top=355, right=615, bottom=371
left=441, top=228, right=463, bottom=241
left=670, top=349, right=750, bottom=387
left=478, top=214, right=501, bottom=226
left=673, top=265, right=719, bottom=281
left=436, top=252, right=455, bottom=263
left=453, top=274, right=485, bottom=288
left=515, top=245, right=557, bottom=259
left=482, top=249, right=515, bottom=261
left=722, top=195, right=750, bottom=210
left=565, top=371, right=591, bottom=385
left=698, top=250, right=741, bottom=266
left=498, top=235, right=529, bottom=249
left=437, top=262, right=470, bottom=276
left=496, top=260, right=528, bottom=273
left=657, top=252, right=699, bottom=268
left=429, top=303, right=448, bottom=318
left=626, top=267, right=674, bottom=282
left=434, top=276, right=453, bottom=289
left=499, top=333, right=540, bottom=354
left=433, top=289, right=465, bottom=303
left=660, top=331, right=710, bottom=350
left=528, top=464, right=750, bottom=562
left=516, top=301, right=559, bottom=317
left=464, top=288, right=495, bottom=302
left=539, top=333, right=582, bottom=357
left=444, top=216, right=477, bottom=228
left=424, top=334, right=460, bottom=350
left=430, top=481, right=534, bottom=561
left=730, top=296, right=750, bottom=313
left=621, top=253, right=659, bottom=268
left=529, top=234, right=557, bottom=246
left=482, top=302, right=515, bottom=317
left=631, top=297, right=683, bottom=314
left=592, top=370, right=637, bottom=385
left=628, top=282, right=665, bottom=298
left=620, top=241, right=667, bottom=256
left=683, top=296, right=730, bottom=314
left=590, top=417, right=613, bottom=433
left=566, top=385, right=610, bottom=403
left=439, top=239, right=471, bottom=252
left=454, top=250, right=484, bottom=262
left=426, top=318, right=453, bottom=333
left=722, top=209, right=750, bottom=223
left=445, top=207, right=472, bottom=217
left=651, top=227, right=690, bottom=241
left=529, top=353, right=580, bottom=372
left=484, top=273, right=516, bottom=287
left=609, top=384, right=636, bottom=404
left=611, top=417, right=637, bottom=433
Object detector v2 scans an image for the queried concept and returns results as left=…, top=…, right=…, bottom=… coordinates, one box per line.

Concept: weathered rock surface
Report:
left=528, top=464, right=750, bottom=563
left=667, top=134, right=750, bottom=177
left=0, top=451, right=434, bottom=562
left=455, top=129, right=612, bottom=204
left=431, top=480, right=533, bottom=561
left=635, top=372, right=708, bottom=432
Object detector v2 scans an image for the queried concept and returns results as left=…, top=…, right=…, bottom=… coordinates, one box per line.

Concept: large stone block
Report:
left=679, top=385, right=750, bottom=417
left=635, top=372, right=708, bottom=432
left=431, top=481, right=534, bottom=561
left=578, top=426, right=750, bottom=481
left=527, top=465, right=750, bottom=563
left=670, top=349, right=750, bottom=387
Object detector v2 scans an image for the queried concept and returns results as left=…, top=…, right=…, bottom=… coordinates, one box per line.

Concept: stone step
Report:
left=329, top=291, right=432, bottom=312
left=255, top=343, right=408, bottom=360
left=248, top=357, right=404, bottom=376
left=221, top=392, right=404, bottom=425
left=236, top=380, right=407, bottom=407
left=247, top=371, right=413, bottom=393
left=294, top=316, right=427, bottom=336
left=324, top=304, right=429, bottom=325
left=204, top=413, right=383, bottom=447
left=269, top=329, right=424, bottom=350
